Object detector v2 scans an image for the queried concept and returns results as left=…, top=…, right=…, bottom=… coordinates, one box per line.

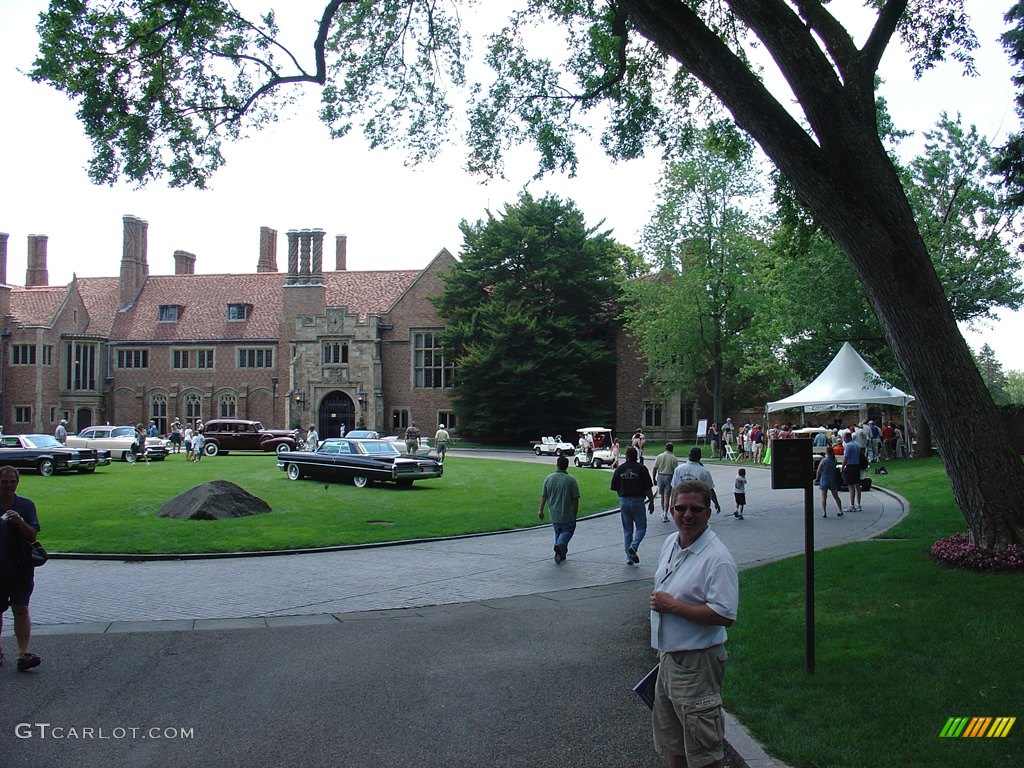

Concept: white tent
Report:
left=767, top=342, right=914, bottom=416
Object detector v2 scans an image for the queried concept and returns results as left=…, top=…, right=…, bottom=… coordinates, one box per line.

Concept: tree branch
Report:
left=791, top=0, right=859, bottom=80
left=622, top=0, right=827, bottom=178
left=860, top=0, right=908, bottom=78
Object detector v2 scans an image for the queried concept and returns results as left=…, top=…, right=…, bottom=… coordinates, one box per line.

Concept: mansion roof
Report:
left=7, top=269, right=422, bottom=342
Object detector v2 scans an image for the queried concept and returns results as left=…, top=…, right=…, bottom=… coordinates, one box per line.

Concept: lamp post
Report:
left=292, top=388, right=306, bottom=410
left=356, top=384, right=367, bottom=410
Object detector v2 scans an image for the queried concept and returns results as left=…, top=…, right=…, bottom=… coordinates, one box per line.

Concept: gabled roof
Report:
left=766, top=342, right=914, bottom=413
left=326, top=269, right=421, bottom=316
left=109, top=270, right=421, bottom=342
left=75, top=277, right=121, bottom=336
left=8, top=286, right=66, bottom=326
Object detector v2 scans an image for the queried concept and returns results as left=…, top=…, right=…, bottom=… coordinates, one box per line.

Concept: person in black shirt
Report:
left=610, top=447, right=655, bottom=565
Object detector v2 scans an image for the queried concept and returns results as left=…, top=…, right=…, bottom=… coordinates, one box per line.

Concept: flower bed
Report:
left=929, top=532, right=1024, bottom=572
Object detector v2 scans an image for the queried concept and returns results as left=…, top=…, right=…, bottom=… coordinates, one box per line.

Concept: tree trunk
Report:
left=625, top=0, right=1024, bottom=547
left=711, top=356, right=723, bottom=426
left=913, top=413, right=932, bottom=459
left=776, top=115, right=1024, bottom=549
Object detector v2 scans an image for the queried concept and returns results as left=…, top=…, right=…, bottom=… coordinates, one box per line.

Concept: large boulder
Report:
left=158, top=480, right=272, bottom=520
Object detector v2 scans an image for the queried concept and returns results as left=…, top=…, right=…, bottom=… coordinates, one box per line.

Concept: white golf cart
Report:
left=534, top=435, right=576, bottom=457
left=572, top=427, right=615, bottom=468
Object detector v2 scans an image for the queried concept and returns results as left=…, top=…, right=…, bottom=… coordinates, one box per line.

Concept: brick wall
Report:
left=380, top=250, right=457, bottom=434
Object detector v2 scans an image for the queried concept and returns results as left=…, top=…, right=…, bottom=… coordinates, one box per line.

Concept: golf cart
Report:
left=534, top=435, right=576, bottom=457
left=572, top=427, right=615, bottom=468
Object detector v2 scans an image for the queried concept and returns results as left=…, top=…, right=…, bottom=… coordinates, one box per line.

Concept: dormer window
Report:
left=227, top=303, right=252, bottom=321
left=158, top=304, right=182, bottom=322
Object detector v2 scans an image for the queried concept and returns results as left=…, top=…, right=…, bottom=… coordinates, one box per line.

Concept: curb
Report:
left=725, top=709, right=794, bottom=768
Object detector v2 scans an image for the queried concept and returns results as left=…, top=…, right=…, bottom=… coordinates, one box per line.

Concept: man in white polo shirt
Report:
left=649, top=480, right=739, bottom=768
left=670, top=447, right=722, bottom=515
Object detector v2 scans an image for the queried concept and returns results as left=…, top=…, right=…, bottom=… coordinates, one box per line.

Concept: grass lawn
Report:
left=725, top=456, right=1022, bottom=768
left=15, top=453, right=617, bottom=554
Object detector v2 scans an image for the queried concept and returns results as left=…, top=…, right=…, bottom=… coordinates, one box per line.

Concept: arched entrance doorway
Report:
left=318, top=391, right=356, bottom=438
left=76, top=407, right=92, bottom=431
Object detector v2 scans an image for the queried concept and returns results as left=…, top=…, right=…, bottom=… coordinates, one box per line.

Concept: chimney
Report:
left=286, top=230, right=299, bottom=283
left=311, top=229, right=324, bottom=280
left=257, top=227, right=278, bottom=272
left=25, top=234, right=49, bottom=287
left=173, top=250, right=196, bottom=275
left=0, top=232, right=8, bottom=284
left=299, top=229, right=312, bottom=283
left=335, top=234, right=347, bottom=271
left=120, top=215, right=149, bottom=308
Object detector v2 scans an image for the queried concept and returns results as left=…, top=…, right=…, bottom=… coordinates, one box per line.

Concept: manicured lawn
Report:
left=15, top=454, right=616, bottom=554
left=725, top=456, right=1023, bottom=768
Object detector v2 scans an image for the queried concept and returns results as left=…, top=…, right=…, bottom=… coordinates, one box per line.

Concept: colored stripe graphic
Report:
left=940, top=716, right=1015, bottom=738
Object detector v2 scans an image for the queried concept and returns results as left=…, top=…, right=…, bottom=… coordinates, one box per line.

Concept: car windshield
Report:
left=357, top=440, right=400, bottom=456
left=24, top=435, right=62, bottom=448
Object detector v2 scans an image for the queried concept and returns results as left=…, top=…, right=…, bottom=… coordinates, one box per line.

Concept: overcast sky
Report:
left=1, top=1, right=1022, bottom=370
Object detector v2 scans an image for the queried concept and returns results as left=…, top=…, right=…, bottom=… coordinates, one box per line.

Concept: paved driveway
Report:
left=22, top=454, right=904, bottom=630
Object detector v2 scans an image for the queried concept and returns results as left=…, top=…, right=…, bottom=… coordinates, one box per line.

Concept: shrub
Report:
left=929, top=532, right=1024, bottom=572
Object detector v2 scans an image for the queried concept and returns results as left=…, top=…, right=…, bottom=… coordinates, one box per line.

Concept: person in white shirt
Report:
left=649, top=480, right=738, bottom=768
left=305, top=424, right=320, bottom=452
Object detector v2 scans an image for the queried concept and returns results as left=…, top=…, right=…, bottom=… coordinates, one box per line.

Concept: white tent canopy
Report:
left=767, top=342, right=914, bottom=414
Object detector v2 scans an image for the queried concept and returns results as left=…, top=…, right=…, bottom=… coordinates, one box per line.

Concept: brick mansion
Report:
left=0, top=215, right=698, bottom=441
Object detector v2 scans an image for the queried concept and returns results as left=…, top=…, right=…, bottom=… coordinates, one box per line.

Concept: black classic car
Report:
left=0, top=434, right=111, bottom=476
left=201, top=419, right=300, bottom=456
left=277, top=438, right=443, bottom=488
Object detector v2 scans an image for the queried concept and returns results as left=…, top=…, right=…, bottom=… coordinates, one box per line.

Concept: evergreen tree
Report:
left=433, top=193, right=627, bottom=440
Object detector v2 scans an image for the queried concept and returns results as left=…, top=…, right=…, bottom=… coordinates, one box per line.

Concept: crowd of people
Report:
left=706, top=417, right=912, bottom=463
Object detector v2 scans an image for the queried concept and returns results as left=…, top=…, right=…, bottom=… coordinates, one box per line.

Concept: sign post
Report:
left=770, top=438, right=816, bottom=674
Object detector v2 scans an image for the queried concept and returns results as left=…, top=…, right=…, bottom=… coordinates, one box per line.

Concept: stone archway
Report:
left=318, top=391, right=356, bottom=438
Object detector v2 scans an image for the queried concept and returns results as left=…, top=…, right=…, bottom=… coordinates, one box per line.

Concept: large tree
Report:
left=765, top=111, right=1024, bottom=388
left=30, top=1, right=1024, bottom=547
left=433, top=192, right=625, bottom=440
left=622, top=124, right=769, bottom=424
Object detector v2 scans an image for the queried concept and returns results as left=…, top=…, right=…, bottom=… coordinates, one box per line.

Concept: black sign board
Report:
left=770, top=438, right=813, bottom=489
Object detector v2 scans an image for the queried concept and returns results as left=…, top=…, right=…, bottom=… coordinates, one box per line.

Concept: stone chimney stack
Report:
left=286, top=230, right=299, bottom=281
left=0, top=232, right=8, bottom=284
left=335, top=234, right=347, bottom=271
left=173, top=250, right=196, bottom=275
left=257, top=226, right=278, bottom=272
left=311, top=229, right=325, bottom=281
left=25, top=234, right=49, bottom=287
left=120, top=215, right=150, bottom=308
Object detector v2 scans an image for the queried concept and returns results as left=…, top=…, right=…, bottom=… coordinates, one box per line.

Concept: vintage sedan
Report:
left=66, top=425, right=169, bottom=462
left=278, top=438, right=443, bottom=488
left=201, top=418, right=300, bottom=456
left=0, top=434, right=111, bottom=476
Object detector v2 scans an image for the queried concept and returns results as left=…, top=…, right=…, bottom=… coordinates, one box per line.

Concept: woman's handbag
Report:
left=30, top=540, right=48, bottom=567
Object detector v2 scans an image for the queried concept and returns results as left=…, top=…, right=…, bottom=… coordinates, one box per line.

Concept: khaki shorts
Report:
left=652, top=646, right=728, bottom=767
left=657, top=474, right=673, bottom=496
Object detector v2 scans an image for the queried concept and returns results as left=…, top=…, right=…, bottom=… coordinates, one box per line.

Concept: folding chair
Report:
left=723, top=443, right=737, bottom=461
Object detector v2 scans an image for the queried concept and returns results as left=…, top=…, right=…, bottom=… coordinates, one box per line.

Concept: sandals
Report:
left=17, top=652, right=41, bottom=672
